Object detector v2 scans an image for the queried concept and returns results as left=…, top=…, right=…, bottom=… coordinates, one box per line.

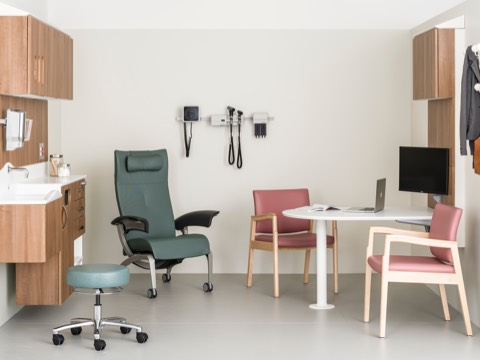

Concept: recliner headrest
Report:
left=126, top=155, right=163, bottom=172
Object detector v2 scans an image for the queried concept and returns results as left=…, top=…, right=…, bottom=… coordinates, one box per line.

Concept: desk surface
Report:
left=283, top=206, right=434, bottom=222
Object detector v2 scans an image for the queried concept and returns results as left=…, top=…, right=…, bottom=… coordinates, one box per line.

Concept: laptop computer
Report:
left=344, top=178, right=386, bottom=213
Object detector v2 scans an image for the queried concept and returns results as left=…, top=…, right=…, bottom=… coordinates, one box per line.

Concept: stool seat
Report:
left=67, top=264, right=130, bottom=289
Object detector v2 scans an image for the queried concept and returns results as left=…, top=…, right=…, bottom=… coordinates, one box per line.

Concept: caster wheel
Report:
left=94, top=339, right=106, bottom=351
left=136, top=332, right=148, bottom=344
left=162, top=273, right=171, bottom=283
left=147, top=288, right=157, bottom=299
left=203, top=282, right=213, bottom=292
left=52, top=334, right=64, bottom=346
left=70, top=327, right=82, bottom=336
left=120, top=326, right=131, bottom=334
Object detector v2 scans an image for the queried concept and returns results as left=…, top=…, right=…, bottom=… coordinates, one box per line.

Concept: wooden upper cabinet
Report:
left=0, top=16, right=73, bottom=99
left=413, top=28, right=454, bottom=100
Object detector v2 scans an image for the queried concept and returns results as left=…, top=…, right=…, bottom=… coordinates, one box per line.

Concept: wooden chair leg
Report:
left=364, top=265, right=372, bottom=323
left=247, top=246, right=254, bottom=288
left=438, top=284, right=450, bottom=321
left=273, top=245, right=279, bottom=298
left=303, top=249, right=311, bottom=284
left=457, top=281, right=473, bottom=336
left=379, top=276, right=389, bottom=338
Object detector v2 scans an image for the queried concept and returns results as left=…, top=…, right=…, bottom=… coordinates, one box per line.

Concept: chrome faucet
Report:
left=8, top=165, right=29, bottom=178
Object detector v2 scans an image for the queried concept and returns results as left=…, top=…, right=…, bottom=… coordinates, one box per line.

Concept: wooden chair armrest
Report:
left=251, top=213, right=276, bottom=222
left=366, top=226, right=429, bottom=257
left=385, top=234, right=457, bottom=249
left=369, top=226, right=428, bottom=238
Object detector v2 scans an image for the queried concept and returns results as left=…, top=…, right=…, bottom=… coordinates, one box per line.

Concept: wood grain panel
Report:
left=0, top=17, right=28, bottom=95
left=413, top=28, right=454, bottom=100
left=428, top=99, right=455, bottom=207
left=0, top=198, right=61, bottom=263
left=16, top=253, right=60, bottom=305
left=437, top=29, right=455, bottom=99
left=0, top=95, right=48, bottom=167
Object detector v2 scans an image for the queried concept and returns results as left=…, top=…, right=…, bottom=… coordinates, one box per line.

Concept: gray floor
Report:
left=0, top=273, right=478, bottom=359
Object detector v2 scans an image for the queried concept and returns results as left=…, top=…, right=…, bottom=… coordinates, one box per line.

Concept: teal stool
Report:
left=52, top=264, right=148, bottom=351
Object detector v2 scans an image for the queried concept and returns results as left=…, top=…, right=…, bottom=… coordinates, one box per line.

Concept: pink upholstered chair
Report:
left=363, top=203, right=472, bottom=337
left=247, top=189, right=338, bottom=298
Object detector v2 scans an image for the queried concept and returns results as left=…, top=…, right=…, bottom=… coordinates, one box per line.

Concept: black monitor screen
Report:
left=399, top=146, right=449, bottom=195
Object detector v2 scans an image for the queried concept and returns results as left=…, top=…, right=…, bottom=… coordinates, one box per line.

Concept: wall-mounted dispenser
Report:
left=0, top=109, right=26, bottom=151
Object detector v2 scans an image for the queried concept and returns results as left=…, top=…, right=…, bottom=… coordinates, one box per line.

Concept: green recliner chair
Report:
left=111, top=149, right=219, bottom=298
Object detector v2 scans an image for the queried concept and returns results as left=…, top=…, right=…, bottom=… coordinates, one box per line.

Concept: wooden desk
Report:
left=282, top=206, right=434, bottom=310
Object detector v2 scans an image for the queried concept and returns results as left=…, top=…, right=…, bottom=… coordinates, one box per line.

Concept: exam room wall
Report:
left=57, top=29, right=413, bottom=275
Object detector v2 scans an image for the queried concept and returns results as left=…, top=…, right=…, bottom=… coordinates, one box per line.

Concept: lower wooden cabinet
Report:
left=15, top=179, right=86, bottom=305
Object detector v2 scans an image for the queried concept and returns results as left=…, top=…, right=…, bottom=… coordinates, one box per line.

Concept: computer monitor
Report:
left=399, top=146, right=449, bottom=195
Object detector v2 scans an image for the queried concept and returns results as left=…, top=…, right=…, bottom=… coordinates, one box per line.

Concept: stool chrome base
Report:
left=52, top=289, right=148, bottom=351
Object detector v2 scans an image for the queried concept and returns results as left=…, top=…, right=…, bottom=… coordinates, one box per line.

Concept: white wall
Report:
left=60, top=29, right=412, bottom=276
left=411, top=0, right=480, bottom=325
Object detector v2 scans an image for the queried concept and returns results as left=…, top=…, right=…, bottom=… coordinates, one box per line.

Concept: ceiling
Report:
left=0, top=0, right=469, bottom=29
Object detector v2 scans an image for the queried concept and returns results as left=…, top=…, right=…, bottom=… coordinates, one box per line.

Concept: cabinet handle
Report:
left=40, top=56, right=45, bottom=85
left=62, top=205, right=68, bottom=229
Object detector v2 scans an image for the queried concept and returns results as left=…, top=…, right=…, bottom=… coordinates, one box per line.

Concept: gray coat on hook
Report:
left=460, top=45, right=480, bottom=155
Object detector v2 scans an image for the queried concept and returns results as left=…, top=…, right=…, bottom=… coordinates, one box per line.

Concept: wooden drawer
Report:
left=72, top=197, right=85, bottom=219
left=72, top=215, right=85, bottom=240
left=73, top=180, right=86, bottom=201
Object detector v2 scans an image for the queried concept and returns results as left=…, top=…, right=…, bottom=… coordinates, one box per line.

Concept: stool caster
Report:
left=52, top=334, right=65, bottom=346
left=71, top=327, right=82, bottom=336
left=94, top=339, right=106, bottom=351
left=136, top=332, right=149, bottom=343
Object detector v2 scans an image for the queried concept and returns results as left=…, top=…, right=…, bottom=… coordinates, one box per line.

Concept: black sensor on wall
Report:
left=183, top=106, right=199, bottom=122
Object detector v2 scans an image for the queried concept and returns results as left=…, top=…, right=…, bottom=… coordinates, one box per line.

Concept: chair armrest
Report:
left=111, top=215, right=149, bottom=234
left=385, top=234, right=456, bottom=249
left=251, top=213, right=276, bottom=222
left=175, top=210, right=219, bottom=231
left=369, top=226, right=429, bottom=238
left=366, top=226, right=429, bottom=257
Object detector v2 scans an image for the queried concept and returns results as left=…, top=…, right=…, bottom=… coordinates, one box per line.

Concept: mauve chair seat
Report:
left=255, top=233, right=334, bottom=247
left=368, top=255, right=455, bottom=274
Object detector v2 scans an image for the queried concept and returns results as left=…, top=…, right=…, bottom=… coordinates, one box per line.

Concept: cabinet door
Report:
left=47, top=26, right=73, bottom=99
left=0, top=16, right=28, bottom=94
left=15, top=198, right=63, bottom=305
left=60, top=184, right=74, bottom=301
left=27, top=16, right=47, bottom=96
left=413, top=28, right=454, bottom=100
left=0, top=15, right=73, bottom=99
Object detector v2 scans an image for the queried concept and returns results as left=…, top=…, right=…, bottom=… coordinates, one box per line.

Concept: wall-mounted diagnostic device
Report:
left=176, top=105, right=274, bottom=166
left=182, top=106, right=199, bottom=158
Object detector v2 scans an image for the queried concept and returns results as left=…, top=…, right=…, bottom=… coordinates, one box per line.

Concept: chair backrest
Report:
left=114, top=149, right=176, bottom=240
left=429, top=203, right=463, bottom=263
left=253, top=189, right=311, bottom=234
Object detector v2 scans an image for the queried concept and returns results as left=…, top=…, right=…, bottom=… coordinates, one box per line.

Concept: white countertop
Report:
left=0, top=190, right=62, bottom=204
left=13, top=175, right=86, bottom=187
left=0, top=175, right=86, bottom=204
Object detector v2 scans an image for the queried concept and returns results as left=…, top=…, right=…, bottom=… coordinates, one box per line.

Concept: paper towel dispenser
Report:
left=0, top=109, right=26, bottom=151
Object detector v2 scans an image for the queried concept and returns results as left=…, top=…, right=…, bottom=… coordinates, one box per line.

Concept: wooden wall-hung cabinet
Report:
left=412, top=28, right=455, bottom=207
left=413, top=28, right=454, bottom=100
left=0, top=15, right=73, bottom=99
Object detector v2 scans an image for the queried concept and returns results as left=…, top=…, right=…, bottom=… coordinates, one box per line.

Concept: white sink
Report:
left=0, top=190, right=61, bottom=204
